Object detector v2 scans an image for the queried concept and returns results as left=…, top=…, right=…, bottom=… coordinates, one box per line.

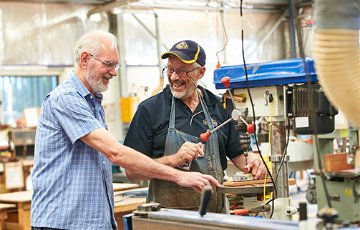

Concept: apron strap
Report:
left=169, top=96, right=176, bottom=129
left=197, top=89, right=215, bottom=130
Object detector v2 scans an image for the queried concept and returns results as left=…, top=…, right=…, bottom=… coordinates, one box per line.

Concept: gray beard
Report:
left=86, top=69, right=108, bottom=93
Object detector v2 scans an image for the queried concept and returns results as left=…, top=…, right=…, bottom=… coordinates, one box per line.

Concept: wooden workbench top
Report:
left=0, top=184, right=140, bottom=204
left=114, top=197, right=146, bottom=213
left=113, top=183, right=140, bottom=192
left=114, top=187, right=147, bottom=213
left=0, top=203, right=16, bottom=210
left=0, top=191, right=32, bottom=203
left=0, top=183, right=139, bottom=203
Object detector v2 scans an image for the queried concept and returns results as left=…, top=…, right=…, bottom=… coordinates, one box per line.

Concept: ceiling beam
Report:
left=87, top=0, right=140, bottom=16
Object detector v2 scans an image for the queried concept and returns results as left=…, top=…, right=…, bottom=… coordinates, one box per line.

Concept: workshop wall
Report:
left=122, top=9, right=288, bottom=95
left=0, top=2, right=310, bottom=140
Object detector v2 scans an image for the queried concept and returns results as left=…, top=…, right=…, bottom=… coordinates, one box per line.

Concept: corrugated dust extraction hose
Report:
left=313, top=0, right=360, bottom=127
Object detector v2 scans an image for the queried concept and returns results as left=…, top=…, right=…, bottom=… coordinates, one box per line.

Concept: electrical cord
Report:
left=240, top=0, right=277, bottom=219
left=254, top=197, right=276, bottom=217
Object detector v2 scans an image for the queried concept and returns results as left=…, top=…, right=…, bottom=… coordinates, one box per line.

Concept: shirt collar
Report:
left=69, top=71, right=103, bottom=100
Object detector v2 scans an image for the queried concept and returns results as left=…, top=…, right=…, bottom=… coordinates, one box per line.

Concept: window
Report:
left=0, top=75, right=58, bottom=125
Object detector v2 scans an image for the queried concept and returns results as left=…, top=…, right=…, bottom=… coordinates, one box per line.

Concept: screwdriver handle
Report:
left=200, top=130, right=211, bottom=142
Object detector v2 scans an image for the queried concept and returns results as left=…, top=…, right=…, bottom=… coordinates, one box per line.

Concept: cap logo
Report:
left=175, top=41, right=189, bottom=49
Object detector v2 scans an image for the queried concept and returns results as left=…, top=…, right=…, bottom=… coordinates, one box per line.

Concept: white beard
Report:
left=170, top=79, right=197, bottom=100
left=86, top=69, right=109, bottom=93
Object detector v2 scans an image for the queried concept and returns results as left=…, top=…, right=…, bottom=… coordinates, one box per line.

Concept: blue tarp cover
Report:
left=213, top=58, right=318, bottom=89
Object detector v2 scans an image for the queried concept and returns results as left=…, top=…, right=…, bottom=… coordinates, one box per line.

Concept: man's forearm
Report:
left=81, top=128, right=221, bottom=192
left=119, top=145, right=183, bottom=182
left=154, top=155, right=175, bottom=167
left=125, top=169, right=151, bottom=181
left=81, top=128, right=181, bottom=183
left=231, top=154, right=247, bottom=171
left=126, top=155, right=175, bottom=180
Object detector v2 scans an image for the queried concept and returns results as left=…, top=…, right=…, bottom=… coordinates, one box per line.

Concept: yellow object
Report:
left=266, top=116, right=273, bottom=172
left=344, top=188, right=352, bottom=197
left=339, top=129, right=348, bottom=137
left=263, top=169, right=268, bottom=202
left=263, top=116, right=273, bottom=202
left=120, top=96, right=139, bottom=123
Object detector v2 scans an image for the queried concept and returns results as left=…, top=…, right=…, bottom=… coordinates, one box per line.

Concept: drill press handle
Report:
left=198, top=186, right=212, bottom=217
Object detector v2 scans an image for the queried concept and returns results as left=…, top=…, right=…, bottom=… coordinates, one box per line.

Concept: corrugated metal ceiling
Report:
left=0, top=0, right=288, bottom=6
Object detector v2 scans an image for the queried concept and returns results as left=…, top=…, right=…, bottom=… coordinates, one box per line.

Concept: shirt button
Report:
left=103, top=161, right=105, bottom=164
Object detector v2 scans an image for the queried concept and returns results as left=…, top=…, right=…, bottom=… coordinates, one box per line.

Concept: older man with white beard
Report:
left=124, top=40, right=266, bottom=213
left=30, top=31, right=220, bottom=230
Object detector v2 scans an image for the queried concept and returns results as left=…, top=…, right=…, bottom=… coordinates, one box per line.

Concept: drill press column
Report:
left=270, top=121, right=289, bottom=198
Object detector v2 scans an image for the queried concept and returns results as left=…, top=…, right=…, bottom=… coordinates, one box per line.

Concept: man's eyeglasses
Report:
left=90, top=54, right=120, bottom=71
left=163, top=66, right=201, bottom=78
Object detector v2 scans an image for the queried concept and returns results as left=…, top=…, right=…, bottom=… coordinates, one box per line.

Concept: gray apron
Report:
left=148, top=92, right=226, bottom=213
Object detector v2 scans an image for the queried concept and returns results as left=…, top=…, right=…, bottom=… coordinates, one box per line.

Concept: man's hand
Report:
left=175, top=171, right=221, bottom=192
left=246, top=158, right=267, bottom=180
left=231, top=152, right=267, bottom=180
left=170, top=142, right=204, bottom=167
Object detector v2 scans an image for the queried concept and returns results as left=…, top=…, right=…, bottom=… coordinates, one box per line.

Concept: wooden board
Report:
left=114, top=197, right=146, bottom=213
left=223, top=178, right=296, bottom=187
left=223, top=179, right=272, bottom=187
left=222, top=92, right=246, bottom=103
left=323, top=153, right=353, bottom=172
left=0, top=204, right=15, bottom=210
left=113, top=183, right=140, bottom=192
left=0, top=191, right=32, bottom=203
left=114, top=197, right=146, bottom=230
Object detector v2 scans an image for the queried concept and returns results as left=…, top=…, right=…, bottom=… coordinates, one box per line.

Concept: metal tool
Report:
left=200, top=117, right=233, bottom=142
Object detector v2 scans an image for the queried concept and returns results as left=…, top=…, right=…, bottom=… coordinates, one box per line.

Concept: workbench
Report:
left=113, top=182, right=140, bottom=192
left=0, top=190, right=32, bottom=230
left=0, top=183, right=146, bottom=230
left=113, top=188, right=147, bottom=229
left=0, top=203, right=16, bottom=229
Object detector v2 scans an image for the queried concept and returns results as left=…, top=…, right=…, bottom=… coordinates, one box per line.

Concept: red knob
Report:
left=247, top=123, right=255, bottom=134
left=220, top=77, right=230, bottom=88
left=200, top=130, right=211, bottom=142
left=233, top=209, right=249, bottom=215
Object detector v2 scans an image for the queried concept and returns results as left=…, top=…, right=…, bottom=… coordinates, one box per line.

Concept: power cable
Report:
left=240, top=0, right=277, bottom=219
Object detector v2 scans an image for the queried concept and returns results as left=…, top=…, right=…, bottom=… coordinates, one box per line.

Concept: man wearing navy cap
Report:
left=124, top=40, right=266, bottom=213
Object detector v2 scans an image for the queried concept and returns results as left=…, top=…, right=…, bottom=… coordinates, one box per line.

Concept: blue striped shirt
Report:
left=31, top=72, right=117, bottom=230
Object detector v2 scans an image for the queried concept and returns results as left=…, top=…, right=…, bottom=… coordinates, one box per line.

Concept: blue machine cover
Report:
left=213, top=58, right=318, bottom=89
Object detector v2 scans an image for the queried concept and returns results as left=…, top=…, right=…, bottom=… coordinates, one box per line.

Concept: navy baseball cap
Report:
left=161, top=40, right=206, bottom=66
